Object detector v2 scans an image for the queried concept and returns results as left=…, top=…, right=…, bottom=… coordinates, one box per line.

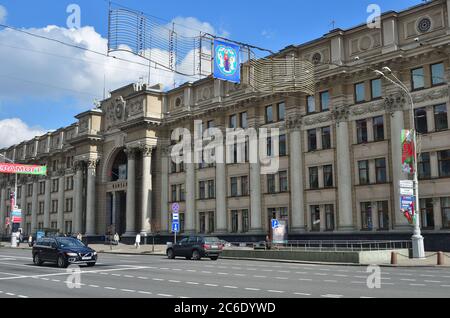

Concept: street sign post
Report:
left=400, top=188, right=414, bottom=196
left=271, top=219, right=280, bottom=229
left=172, top=203, right=180, bottom=244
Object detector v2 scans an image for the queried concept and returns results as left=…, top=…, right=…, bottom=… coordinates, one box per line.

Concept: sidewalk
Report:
left=91, top=243, right=167, bottom=255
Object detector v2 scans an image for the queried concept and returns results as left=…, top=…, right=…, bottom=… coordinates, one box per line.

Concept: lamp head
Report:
left=382, top=66, right=392, bottom=74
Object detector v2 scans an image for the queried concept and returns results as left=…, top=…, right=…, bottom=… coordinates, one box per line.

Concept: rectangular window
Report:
left=65, top=198, right=73, bottom=212
left=199, top=181, right=206, bottom=200
left=308, top=129, right=317, bottom=151
left=171, top=161, right=177, bottom=173
left=279, top=134, right=287, bottom=156
left=371, top=78, right=382, bottom=99
left=307, top=95, right=315, bottom=113
left=411, top=67, right=425, bottom=90
left=356, top=119, right=368, bottom=144
left=441, top=197, right=450, bottom=229
left=242, top=210, right=249, bottom=233
left=27, top=203, right=32, bottom=216
left=229, top=114, right=237, bottom=129
left=361, top=202, right=373, bottom=230
left=199, top=212, right=206, bottom=234
left=434, top=104, right=448, bottom=131
left=265, top=106, right=273, bottom=123
left=321, top=127, right=331, bottom=149
left=359, top=160, right=370, bottom=185
left=230, top=177, right=238, bottom=197
left=309, top=167, right=319, bottom=189
left=231, top=210, right=239, bottom=233
left=208, top=180, right=215, bottom=199
left=325, top=205, right=335, bottom=231
left=171, top=185, right=177, bottom=202
left=438, top=150, right=450, bottom=177
left=51, top=200, right=58, bottom=214
left=180, top=185, right=185, bottom=202
left=420, top=198, right=434, bottom=229
left=65, top=176, right=73, bottom=191
left=418, top=153, right=431, bottom=180
left=278, top=102, right=286, bottom=121
left=311, top=206, right=321, bottom=232
left=27, top=184, right=33, bottom=197
left=241, top=176, right=249, bottom=196
left=208, top=212, right=215, bottom=234
left=320, top=91, right=329, bottom=111
left=240, top=112, right=248, bottom=129
left=375, top=158, right=387, bottom=183
left=373, top=116, right=384, bottom=141
left=378, top=201, right=389, bottom=230
left=431, top=63, right=445, bottom=86
left=267, top=174, right=276, bottom=194
left=355, top=82, right=365, bottom=103
left=415, top=108, right=428, bottom=134
left=38, top=202, right=44, bottom=215
left=39, top=182, right=45, bottom=195
left=51, top=179, right=59, bottom=193
left=323, top=165, right=333, bottom=188
left=17, top=186, right=22, bottom=200
left=279, top=171, right=288, bottom=192
left=179, top=213, right=185, bottom=234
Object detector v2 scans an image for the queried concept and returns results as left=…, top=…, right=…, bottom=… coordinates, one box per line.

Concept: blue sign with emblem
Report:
left=271, top=219, right=280, bottom=229
left=213, top=39, right=241, bottom=83
left=172, top=222, right=180, bottom=233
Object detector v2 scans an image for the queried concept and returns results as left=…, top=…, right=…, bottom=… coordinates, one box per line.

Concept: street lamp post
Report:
left=374, top=68, right=425, bottom=259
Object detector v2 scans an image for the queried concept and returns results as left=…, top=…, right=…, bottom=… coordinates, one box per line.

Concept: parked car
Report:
left=167, top=236, right=224, bottom=261
left=32, top=237, right=97, bottom=268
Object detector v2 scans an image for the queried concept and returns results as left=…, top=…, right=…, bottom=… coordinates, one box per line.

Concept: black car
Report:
left=166, top=236, right=224, bottom=261
left=32, top=237, right=97, bottom=268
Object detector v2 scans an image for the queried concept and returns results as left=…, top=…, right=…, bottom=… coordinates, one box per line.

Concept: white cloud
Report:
left=261, top=29, right=275, bottom=39
left=0, top=5, right=7, bottom=24
left=0, top=118, right=46, bottom=148
left=0, top=16, right=227, bottom=104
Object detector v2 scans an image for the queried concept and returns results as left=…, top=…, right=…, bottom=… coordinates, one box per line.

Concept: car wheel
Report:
left=210, top=256, right=219, bottom=261
left=57, top=255, right=68, bottom=269
left=192, top=250, right=201, bottom=261
left=167, top=249, right=175, bottom=259
left=33, top=253, right=43, bottom=266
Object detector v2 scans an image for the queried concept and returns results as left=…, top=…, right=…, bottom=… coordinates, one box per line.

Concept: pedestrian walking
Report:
left=135, top=233, right=141, bottom=249
left=77, top=232, right=83, bottom=242
left=28, top=235, right=33, bottom=247
left=114, top=233, right=120, bottom=246
left=16, top=232, right=21, bottom=247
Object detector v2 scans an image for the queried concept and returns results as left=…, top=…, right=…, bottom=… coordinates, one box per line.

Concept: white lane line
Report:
left=324, top=280, right=338, bottom=283
left=202, top=271, right=212, bottom=274
left=18, top=295, right=28, bottom=298
left=169, top=280, right=181, bottom=283
left=186, top=282, right=199, bottom=285
left=51, top=279, right=60, bottom=282
left=6, top=293, right=15, bottom=296
left=296, top=272, right=308, bottom=275
left=333, top=274, right=349, bottom=277
left=234, top=274, right=246, bottom=277
left=321, top=294, right=343, bottom=298
left=314, top=273, right=328, bottom=276
left=89, top=285, right=99, bottom=288
left=112, top=274, right=121, bottom=277
left=351, top=281, right=366, bottom=284
left=159, top=268, right=170, bottom=270
left=205, top=284, right=218, bottom=287
left=247, top=268, right=257, bottom=271
left=138, top=291, right=153, bottom=295
left=104, top=287, right=116, bottom=290
left=410, top=284, right=426, bottom=287
left=121, top=289, right=136, bottom=293
left=262, top=270, right=273, bottom=272
left=294, top=292, right=311, bottom=296
left=267, top=290, right=284, bottom=293
left=172, top=269, right=182, bottom=271
left=138, top=277, right=148, bottom=280
left=0, top=272, right=23, bottom=277
left=157, top=294, right=172, bottom=297
left=224, top=286, right=238, bottom=289
left=124, top=275, right=134, bottom=278
left=217, top=272, right=229, bottom=275
left=278, top=270, right=290, bottom=273
left=401, top=279, right=416, bottom=282
left=275, top=277, right=288, bottom=280
left=420, top=274, right=435, bottom=277
left=245, top=288, right=261, bottom=291
left=424, top=280, right=441, bottom=283
left=299, top=278, right=312, bottom=281
left=152, top=278, right=164, bottom=281
left=186, top=270, right=196, bottom=273
left=41, top=278, right=49, bottom=281
left=254, top=275, right=267, bottom=278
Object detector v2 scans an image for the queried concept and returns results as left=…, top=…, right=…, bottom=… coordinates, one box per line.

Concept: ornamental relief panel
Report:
left=303, top=113, right=333, bottom=126
left=195, top=85, right=213, bottom=103
left=105, top=96, right=127, bottom=130
left=349, top=31, right=381, bottom=56
left=412, top=87, right=448, bottom=104
left=350, top=100, right=385, bottom=117
left=127, top=98, right=145, bottom=117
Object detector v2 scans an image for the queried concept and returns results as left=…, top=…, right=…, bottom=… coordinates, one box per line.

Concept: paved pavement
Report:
left=0, top=248, right=450, bottom=298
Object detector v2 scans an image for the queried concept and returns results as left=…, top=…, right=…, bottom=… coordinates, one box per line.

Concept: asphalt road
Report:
left=0, top=248, right=449, bottom=298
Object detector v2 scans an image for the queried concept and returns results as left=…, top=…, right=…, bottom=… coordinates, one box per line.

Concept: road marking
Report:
left=278, top=270, right=290, bottom=273
left=0, top=272, right=24, bottom=277
left=18, top=295, right=28, bottom=298
left=169, top=280, right=181, bottom=283
left=138, top=277, right=148, bottom=280
left=400, top=279, right=416, bottom=282
left=351, top=281, right=366, bottom=284
left=217, top=272, right=229, bottom=275
left=314, top=273, right=328, bottom=276
left=234, top=274, right=246, bottom=277
left=262, top=270, right=273, bottom=272
left=104, top=287, right=116, bottom=290
left=294, top=292, right=311, bottom=296
left=267, top=290, right=284, bottom=293
left=321, top=294, right=343, bottom=298
left=296, top=272, right=308, bottom=275
left=157, top=294, right=172, bottom=297
left=333, top=274, right=348, bottom=277
left=172, top=269, right=182, bottom=271
left=224, top=286, right=238, bottom=289
left=121, top=289, right=136, bottom=293
left=275, top=277, right=288, bottom=280
left=186, top=282, right=199, bottom=285
left=186, top=270, right=196, bottom=272
left=124, top=275, right=134, bottom=278
left=360, top=296, right=375, bottom=299
left=245, top=288, right=261, bottom=291
left=440, top=285, right=450, bottom=288
left=205, top=284, right=218, bottom=287
left=112, top=274, right=121, bottom=277
left=324, top=280, right=338, bottom=283
left=299, top=278, right=312, bottom=281
left=51, top=279, right=60, bottom=282
left=424, top=280, right=441, bottom=283
left=202, top=271, right=212, bottom=274
left=152, top=278, right=164, bottom=281
left=41, top=278, right=49, bottom=281
left=138, top=291, right=153, bottom=295
left=410, top=284, right=426, bottom=287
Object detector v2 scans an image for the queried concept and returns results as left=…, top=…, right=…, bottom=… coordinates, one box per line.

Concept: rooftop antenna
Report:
left=330, top=19, right=336, bottom=30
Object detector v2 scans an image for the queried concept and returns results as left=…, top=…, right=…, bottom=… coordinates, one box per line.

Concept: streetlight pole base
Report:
left=411, top=234, right=425, bottom=259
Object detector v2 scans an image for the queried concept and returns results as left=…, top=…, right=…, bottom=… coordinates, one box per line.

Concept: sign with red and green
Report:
left=0, top=163, right=47, bottom=176
left=401, top=129, right=415, bottom=175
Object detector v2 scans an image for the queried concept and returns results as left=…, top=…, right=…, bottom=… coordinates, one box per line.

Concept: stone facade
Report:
left=1, top=0, right=450, bottom=241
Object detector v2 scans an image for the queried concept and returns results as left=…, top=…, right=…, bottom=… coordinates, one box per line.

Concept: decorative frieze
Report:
left=384, top=92, right=407, bottom=115
left=332, top=107, right=350, bottom=123
left=286, top=115, right=303, bottom=130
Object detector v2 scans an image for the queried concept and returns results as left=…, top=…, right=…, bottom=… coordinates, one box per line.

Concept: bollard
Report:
left=437, top=252, right=445, bottom=266
left=391, top=251, right=398, bottom=265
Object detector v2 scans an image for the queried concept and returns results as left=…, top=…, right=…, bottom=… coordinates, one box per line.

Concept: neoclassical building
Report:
left=1, top=0, right=450, bottom=245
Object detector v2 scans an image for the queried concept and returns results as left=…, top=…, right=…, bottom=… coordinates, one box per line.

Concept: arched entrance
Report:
left=105, top=148, right=128, bottom=236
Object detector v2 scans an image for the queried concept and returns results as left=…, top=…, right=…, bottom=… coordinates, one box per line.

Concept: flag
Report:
left=401, top=130, right=415, bottom=175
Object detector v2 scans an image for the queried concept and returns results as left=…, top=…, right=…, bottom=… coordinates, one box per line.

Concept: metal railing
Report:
left=227, top=240, right=412, bottom=252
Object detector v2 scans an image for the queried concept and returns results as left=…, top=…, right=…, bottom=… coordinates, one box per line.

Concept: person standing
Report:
left=135, top=233, right=141, bottom=249
left=114, top=233, right=120, bottom=246
left=76, top=232, right=82, bottom=242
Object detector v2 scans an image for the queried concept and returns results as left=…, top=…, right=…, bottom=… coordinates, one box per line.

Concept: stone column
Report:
left=237, top=210, right=243, bottom=233
left=20, top=183, right=27, bottom=231
left=112, top=192, right=117, bottom=228
left=250, top=140, right=263, bottom=233
left=205, top=213, right=210, bottom=234
left=433, top=198, right=442, bottom=230
left=85, top=160, right=98, bottom=236
left=31, top=179, right=38, bottom=234
left=334, top=109, right=354, bottom=231
left=447, top=0, right=450, bottom=34
left=185, top=161, right=196, bottom=234
left=140, top=146, right=153, bottom=235
left=0, top=186, right=5, bottom=234
left=43, top=178, right=51, bottom=229
left=372, top=202, right=379, bottom=231
left=73, top=161, right=84, bottom=234
left=215, top=142, right=227, bottom=234
left=125, top=148, right=137, bottom=236
left=57, top=172, right=65, bottom=233
left=160, top=149, right=169, bottom=233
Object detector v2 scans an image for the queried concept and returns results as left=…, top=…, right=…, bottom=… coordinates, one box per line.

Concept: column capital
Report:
left=332, top=106, right=350, bottom=123
left=87, top=159, right=100, bottom=169
left=124, top=147, right=139, bottom=160
left=73, top=160, right=86, bottom=172
left=384, top=92, right=407, bottom=115
left=286, top=114, right=303, bottom=130
left=140, top=145, right=155, bottom=157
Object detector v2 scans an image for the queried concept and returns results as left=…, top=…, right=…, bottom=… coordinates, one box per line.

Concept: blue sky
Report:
left=0, top=0, right=422, bottom=148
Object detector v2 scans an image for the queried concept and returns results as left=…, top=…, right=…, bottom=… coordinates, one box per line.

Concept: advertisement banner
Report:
left=401, top=195, right=415, bottom=225
left=0, top=163, right=47, bottom=176
left=213, top=39, right=241, bottom=83
left=401, top=130, right=415, bottom=175
left=272, top=220, right=288, bottom=244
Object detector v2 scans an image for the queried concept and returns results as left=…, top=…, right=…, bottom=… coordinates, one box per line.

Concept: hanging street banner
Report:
left=401, top=130, right=415, bottom=175
left=11, top=209, right=22, bottom=224
left=213, top=39, right=241, bottom=84
left=0, top=163, right=47, bottom=176
left=401, top=195, right=416, bottom=225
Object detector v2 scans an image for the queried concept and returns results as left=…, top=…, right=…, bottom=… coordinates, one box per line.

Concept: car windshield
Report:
left=56, top=238, right=85, bottom=248
left=204, top=237, right=221, bottom=243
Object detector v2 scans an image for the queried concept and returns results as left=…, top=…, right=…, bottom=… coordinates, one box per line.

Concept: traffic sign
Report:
left=173, top=212, right=179, bottom=222
left=271, top=219, right=280, bottom=229
left=400, top=188, right=414, bottom=196
left=399, top=180, right=414, bottom=189
left=171, top=203, right=180, bottom=213
left=172, top=222, right=180, bottom=233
